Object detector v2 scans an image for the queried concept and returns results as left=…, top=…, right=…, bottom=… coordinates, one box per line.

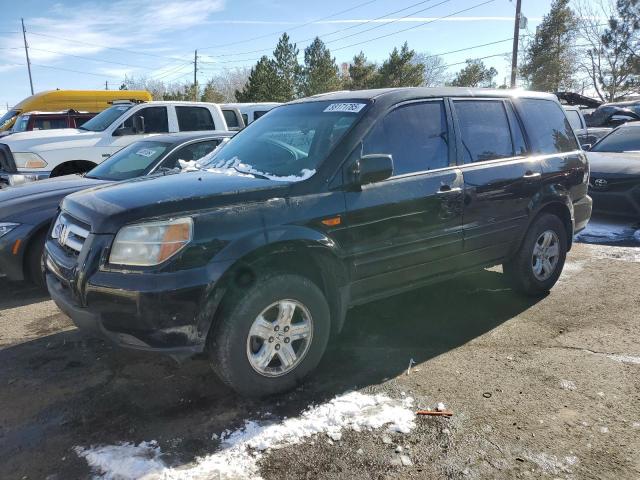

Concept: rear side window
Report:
left=222, top=109, right=240, bottom=128
left=123, top=106, right=169, bottom=133
left=453, top=100, right=514, bottom=163
left=518, top=99, right=578, bottom=154
left=565, top=109, right=583, bottom=131
left=176, top=106, right=215, bottom=131
left=363, top=101, right=449, bottom=175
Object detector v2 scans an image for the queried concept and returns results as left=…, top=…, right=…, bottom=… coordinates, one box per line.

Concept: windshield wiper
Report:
left=232, top=165, right=270, bottom=180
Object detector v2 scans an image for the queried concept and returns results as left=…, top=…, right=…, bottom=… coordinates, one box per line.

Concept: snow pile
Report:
left=75, top=391, right=415, bottom=480
left=178, top=156, right=315, bottom=182
left=575, top=219, right=640, bottom=244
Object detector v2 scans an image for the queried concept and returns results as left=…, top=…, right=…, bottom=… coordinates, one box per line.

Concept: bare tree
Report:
left=575, top=0, right=639, bottom=101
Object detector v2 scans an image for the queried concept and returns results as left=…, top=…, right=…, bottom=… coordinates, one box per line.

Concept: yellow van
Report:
left=0, top=90, right=152, bottom=132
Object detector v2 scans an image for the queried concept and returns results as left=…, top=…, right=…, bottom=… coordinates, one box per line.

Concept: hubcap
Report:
left=246, top=300, right=313, bottom=377
left=532, top=230, right=560, bottom=281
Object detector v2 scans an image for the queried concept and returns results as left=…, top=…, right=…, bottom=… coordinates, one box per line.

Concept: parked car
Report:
left=0, top=110, right=96, bottom=139
left=0, top=131, right=233, bottom=286
left=563, top=106, right=611, bottom=148
left=0, top=100, right=231, bottom=187
left=0, top=89, right=151, bottom=133
left=587, top=122, right=640, bottom=217
left=44, top=88, right=591, bottom=396
left=222, top=102, right=280, bottom=125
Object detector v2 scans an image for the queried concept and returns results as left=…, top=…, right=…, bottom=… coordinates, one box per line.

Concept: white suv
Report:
left=0, top=101, right=230, bottom=186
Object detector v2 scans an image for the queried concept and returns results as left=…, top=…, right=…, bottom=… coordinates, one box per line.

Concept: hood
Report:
left=62, top=170, right=289, bottom=233
left=587, top=151, right=640, bottom=178
left=1, top=129, right=102, bottom=153
left=0, top=174, right=110, bottom=222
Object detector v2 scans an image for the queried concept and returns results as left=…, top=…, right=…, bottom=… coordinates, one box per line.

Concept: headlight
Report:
left=13, top=152, right=47, bottom=169
left=109, top=217, right=193, bottom=266
left=0, top=222, right=19, bottom=238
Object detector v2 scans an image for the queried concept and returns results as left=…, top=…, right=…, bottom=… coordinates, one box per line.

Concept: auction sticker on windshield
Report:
left=323, top=103, right=367, bottom=113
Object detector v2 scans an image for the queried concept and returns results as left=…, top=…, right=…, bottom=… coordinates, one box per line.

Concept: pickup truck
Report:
left=44, top=88, right=592, bottom=396
left=0, top=101, right=232, bottom=187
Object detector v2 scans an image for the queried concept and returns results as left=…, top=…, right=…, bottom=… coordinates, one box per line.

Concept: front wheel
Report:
left=208, top=273, right=331, bottom=396
left=503, top=213, right=568, bottom=296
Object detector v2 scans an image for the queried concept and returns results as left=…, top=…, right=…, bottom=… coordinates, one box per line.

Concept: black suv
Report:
left=44, top=88, right=592, bottom=396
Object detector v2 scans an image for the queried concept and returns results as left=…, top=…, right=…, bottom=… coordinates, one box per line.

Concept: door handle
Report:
left=437, top=185, right=462, bottom=194
left=523, top=171, right=541, bottom=179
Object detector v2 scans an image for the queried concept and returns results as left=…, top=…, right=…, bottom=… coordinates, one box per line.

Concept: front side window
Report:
left=86, top=141, right=170, bottom=180
left=123, top=106, right=169, bottom=133
left=80, top=105, right=132, bottom=132
left=518, top=99, right=578, bottom=154
left=204, top=101, right=367, bottom=180
left=454, top=100, right=515, bottom=163
left=363, top=101, right=449, bottom=175
left=176, top=106, right=215, bottom=131
left=591, top=127, right=640, bottom=153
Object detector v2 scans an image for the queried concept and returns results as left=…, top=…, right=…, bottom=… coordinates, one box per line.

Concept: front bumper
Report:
left=44, top=234, right=232, bottom=356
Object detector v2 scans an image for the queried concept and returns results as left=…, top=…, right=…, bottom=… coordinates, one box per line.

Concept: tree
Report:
left=412, top=52, right=447, bottom=86
left=448, top=59, right=498, bottom=87
left=235, top=56, right=280, bottom=102
left=576, top=0, right=640, bottom=101
left=301, top=37, right=341, bottom=96
left=346, top=52, right=378, bottom=90
left=378, top=42, right=425, bottom=87
left=520, top=0, right=578, bottom=92
left=272, top=33, right=301, bottom=101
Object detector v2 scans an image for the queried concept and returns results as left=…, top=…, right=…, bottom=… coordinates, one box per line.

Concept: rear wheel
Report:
left=503, top=213, right=567, bottom=296
left=208, top=273, right=331, bottom=396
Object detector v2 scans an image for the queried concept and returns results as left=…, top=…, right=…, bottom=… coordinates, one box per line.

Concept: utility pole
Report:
left=21, top=18, right=34, bottom=95
left=510, top=0, right=522, bottom=88
left=193, top=49, right=198, bottom=101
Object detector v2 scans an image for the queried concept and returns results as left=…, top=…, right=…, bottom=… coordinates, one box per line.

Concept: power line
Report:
left=199, top=0, right=382, bottom=50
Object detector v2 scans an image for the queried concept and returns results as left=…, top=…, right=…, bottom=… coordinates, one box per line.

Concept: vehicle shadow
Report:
left=0, top=277, right=49, bottom=309
left=0, top=269, right=540, bottom=478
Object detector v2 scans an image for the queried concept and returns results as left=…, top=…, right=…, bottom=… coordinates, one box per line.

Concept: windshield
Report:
left=79, top=105, right=132, bottom=132
left=12, top=114, right=30, bottom=132
left=201, top=100, right=368, bottom=180
left=0, top=110, right=19, bottom=130
left=591, top=126, right=640, bottom=153
left=86, top=141, right=170, bottom=180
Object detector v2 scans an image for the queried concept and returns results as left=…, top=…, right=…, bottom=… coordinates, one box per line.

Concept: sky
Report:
left=0, top=0, right=603, bottom=111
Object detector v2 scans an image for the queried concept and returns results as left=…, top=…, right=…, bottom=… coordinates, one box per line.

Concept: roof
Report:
left=287, top=87, right=558, bottom=104
left=136, top=130, right=235, bottom=144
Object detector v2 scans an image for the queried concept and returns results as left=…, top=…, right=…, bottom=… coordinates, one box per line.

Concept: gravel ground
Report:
left=1, top=217, right=639, bottom=479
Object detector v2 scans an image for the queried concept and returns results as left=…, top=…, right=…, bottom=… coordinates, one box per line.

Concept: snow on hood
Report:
left=74, top=391, right=415, bottom=480
left=178, top=156, right=315, bottom=182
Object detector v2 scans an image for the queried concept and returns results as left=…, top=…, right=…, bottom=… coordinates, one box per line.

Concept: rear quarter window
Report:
left=518, top=99, right=578, bottom=154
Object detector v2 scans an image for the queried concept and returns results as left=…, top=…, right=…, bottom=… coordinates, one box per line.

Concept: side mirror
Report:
left=133, top=115, right=145, bottom=134
left=351, top=154, right=393, bottom=187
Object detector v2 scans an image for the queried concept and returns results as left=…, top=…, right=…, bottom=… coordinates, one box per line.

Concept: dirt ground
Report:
left=1, top=216, right=639, bottom=479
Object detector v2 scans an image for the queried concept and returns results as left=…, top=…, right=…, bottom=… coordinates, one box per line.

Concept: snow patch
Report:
left=575, top=219, right=640, bottom=244
left=75, top=391, right=415, bottom=480
left=607, top=354, right=640, bottom=365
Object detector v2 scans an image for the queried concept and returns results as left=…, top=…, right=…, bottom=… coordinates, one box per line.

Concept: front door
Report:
left=342, top=100, right=465, bottom=302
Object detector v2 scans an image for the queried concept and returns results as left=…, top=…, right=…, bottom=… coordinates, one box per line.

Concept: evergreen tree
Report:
left=448, top=59, right=497, bottom=87
left=347, top=52, right=378, bottom=90
left=301, top=37, right=341, bottom=96
left=520, top=0, right=577, bottom=92
left=235, top=56, right=279, bottom=102
left=377, top=42, right=425, bottom=88
left=272, top=33, right=301, bottom=101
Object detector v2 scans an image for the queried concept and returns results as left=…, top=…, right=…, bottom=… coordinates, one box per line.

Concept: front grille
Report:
left=52, top=213, right=90, bottom=255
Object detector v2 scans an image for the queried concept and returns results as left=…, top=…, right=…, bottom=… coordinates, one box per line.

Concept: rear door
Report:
left=343, top=99, right=465, bottom=301
left=451, top=98, right=540, bottom=267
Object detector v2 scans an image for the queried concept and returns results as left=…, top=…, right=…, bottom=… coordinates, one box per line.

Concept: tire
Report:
left=26, top=230, right=47, bottom=289
left=503, top=213, right=567, bottom=296
left=208, top=273, right=331, bottom=396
